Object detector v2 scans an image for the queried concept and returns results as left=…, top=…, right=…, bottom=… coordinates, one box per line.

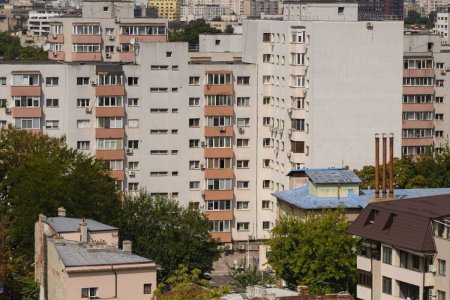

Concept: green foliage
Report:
left=153, top=265, right=229, bottom=300
left=169, top=19, right=221, bottom=48
left=354, top=149, right=450, bottom=189
left=0, top=127, right=121, bottom=298
left=404, top=10, right=435, bottom=28
left=0, top=32, right=48, bottom=61
left=266, top=210, right=356, bottom=295
left=228, top=263, right=275, bottom=289
left=119, top=192, right=221, bottom=282
left=224, top=25, right=234, bottom=34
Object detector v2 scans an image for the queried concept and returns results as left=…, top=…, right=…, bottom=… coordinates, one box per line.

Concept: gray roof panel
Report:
left=305, top=169, right=362, bottom=184
left=44, top=217, right=117, bottom=233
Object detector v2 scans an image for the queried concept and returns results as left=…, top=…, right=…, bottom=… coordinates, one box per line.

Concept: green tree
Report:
left=119, top=192, right=220, bottom=282
left=169, top=19, right=221, bottom=49
left=224, top=25, right=234, bottom=34
left=228, top=263, right=275, bottom=289
left=0, top=127, right=121, bottom=298
left=266, top=210, right=356, bottom=295
left=0, top=32, right=48, bottom=61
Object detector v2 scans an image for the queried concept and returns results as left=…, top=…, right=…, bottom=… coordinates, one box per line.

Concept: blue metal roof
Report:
left=272, top=187, right=450, bottom=210
left=305, top=169, right=362, bottom=184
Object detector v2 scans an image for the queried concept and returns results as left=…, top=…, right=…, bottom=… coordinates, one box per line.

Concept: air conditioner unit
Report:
left=52, top=34, right=56, bottom=39
left=201, top=141, right=206, bottom=147
left=85, top=107, right=92, bottom=113
left=441, top=69, right=446, bottom=75
left=105, top=53, right=112, bottom=58
left=366, top=22, right=373, bottom=29
left=287, top=152, right=291, bottom=158
left=239, top=127, right=245, bottom=134
left=200, top=163, right=205, bottom=170
left=52, top=52, right=58, bottom=57
left=126, top=148, right=133, bottom=155
left=90, top=80, right=97, bottom=85
left=428, top=265, right=437, bottom=273
left=237, top=245, right=245, bottom=251
left=5, top=107, right=11, bottom=114
left=128, top=171, right=136, bottom=177
left=109, top=35, right=115, bottom=40
left=219, top=126, right=226, bottom=132
left=116, top=46, right=122, bottom=52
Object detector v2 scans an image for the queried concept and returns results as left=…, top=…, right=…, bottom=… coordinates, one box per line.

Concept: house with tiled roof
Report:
left=348, top=195, right=450, bottom=300
left=35, top=207, right=157, bottom=300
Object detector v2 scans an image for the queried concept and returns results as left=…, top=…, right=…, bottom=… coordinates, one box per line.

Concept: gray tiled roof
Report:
left=53, top=240, right=152, bottom=267
left=305, top=168, right=362, bottom=184
left=44, top=217, right=117, bottom=233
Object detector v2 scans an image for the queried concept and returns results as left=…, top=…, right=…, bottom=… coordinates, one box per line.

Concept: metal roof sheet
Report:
left=44, top=217, right=117, bottom=233
left=305, top=169, right=362, bottom=184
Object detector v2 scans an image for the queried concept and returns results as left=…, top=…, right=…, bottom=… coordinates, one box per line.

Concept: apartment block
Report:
left=348, top=195, right=450, bottom=300
left=148, top=0, right=181, bottom=20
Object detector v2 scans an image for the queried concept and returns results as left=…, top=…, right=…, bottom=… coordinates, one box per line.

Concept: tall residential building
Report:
left=27, top=10, right=64, bottom=37
left=358, top=0, right=403, bottom=20
left=148, top=0, right=181, bottom=20
left=349, top=195, right=450, bottom=300
left=0, top=0, right=403, bottom=263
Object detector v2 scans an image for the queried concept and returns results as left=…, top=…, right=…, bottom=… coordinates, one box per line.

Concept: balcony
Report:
left=96, top=150, right=125, bottom=160
left=357, top=256, right=372, bottom=272
left=95, top=107, right=125, bottom=117
left=72, top=52, right=102, bottom=61
left=403, top=86, right=434, bottom=95
left=402, top=138, right=433, bottom=147
left=95, top=86, right=125, bottom=96
left=291, top=109, right=306, bottom=119
left=48, top=51, right=64, bottom=61
left=119, top=35, right=166, bottom=43
left=204, top=168, right=234, bottom=179
left=11, top=86, right=41, bottom=97
left=11, top=107, right=42, bottom=118
left=290, top=130, right=306, bottom=141
left=402, top=103, right=434, bottom=112
left=289, top=152, right=307, bottom=163
left=403, top=69, right=434, bottom=77
left=380, top=263, right=423, bottom=287
left=402, top=120, right=434, bottom=129
left=71, top=35, right=101, bottom=44
left=204, top=190, right=234, bottom=200
left=205, top=210, right=234, bottom=221
left=210, top=232, right=232, bottom=243
left=204, top=84, right=233, bottom=96
left=204, top=106, right=234, bottom=117
left=48, top=34, right=64, bottom=43
left=204, top=148, right=234, bottom=158
left=119, top=52, right=135, bottom=62
left=204, top=126, right=234, bottom=137
left=110, top=170, right=125, bottom=181
left=95, top=128, right=125, bottom=139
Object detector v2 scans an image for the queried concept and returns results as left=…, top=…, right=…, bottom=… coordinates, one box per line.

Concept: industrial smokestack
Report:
left=382, top=134, right=387, bottom=198
left=389, top=134, right=394, bottom=198
left=375, top=134, right=380, bottom=199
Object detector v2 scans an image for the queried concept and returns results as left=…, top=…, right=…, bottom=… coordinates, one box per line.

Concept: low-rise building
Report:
left=35, top=207, right=157, bottom=300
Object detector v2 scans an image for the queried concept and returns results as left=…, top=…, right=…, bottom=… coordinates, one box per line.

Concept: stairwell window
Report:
left=81, top=287, right=98, bottom=298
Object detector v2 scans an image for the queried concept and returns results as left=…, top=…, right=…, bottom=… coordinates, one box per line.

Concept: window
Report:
left=72, top=44, right=101, bottom=53
left=189, top=97, right=200, bottom=107
left=189, top=160, right=200, bottom=170
left=206, top=158, right=231, bottom=169
left=45, top=120, right=59, bottom=129
left=128, top=182, right=139, bottom=191
left=98, top=96, right=123, bottom=107
left=237, top=139, right=249, bottom=147
left=209, top=220, right=231, bottom=232
left=143, top=283, right=152, bottom=294
left=262, top=180, right=272, bottom=189
left=207, top=200, right=231, bottom=211
left=150, top=87, right=168, bottom=93
left=150, top=171, right=168, bottom=177
left=291, top=141, right=305, bottom=153
left=189, top=118, right=200, bottom=127
left=150, top=108, right=168, bottom=113
left=437, top=80, right=445, bottom=87
left=237, top=181, right=249, bottom=189
left=206, top=73, right=232, bottom=85
left=128, top=140, right=139, bottom=149
left=291, top=53, right=305, bottom=65
left=166, top=51, right=172, bottom=57
left=263, top=54, right=271, bottom=63
left=46, top=98, right=59, bottom=107
left=207, top=179, right=232, bottom=190
left=412, top=255, right=420, bottom=270
left=262, top=200, right=271, bottom=209
left=382, top=277, right=392, bottom=295
left=150, top=150, right=168, bottom=155
left=206, top=116, right=232, bottom=127
left=436, top=96, right=444, bottom=103
left=236, top=201, right=249, bottom=210
left=382, top=247, right=392, bottom=264
left=46, top=77, right=59, bottom=86
left=150, top=129, right=168, bottom=135
left=357, top=271, right=372, bottom=288
left=77, top=141, right=90, bottom=150
left=72, top=24, right=100, bottom=35
left=0, top=120, right=7, bottom=128
left=120, top=25, right=166, bottom=35
left=403, top=77, right=434, bottom=86
left=262, top=221, right=271, bottom=230
left=291, top=75, right=305, bottom=87
left=97, top=138, right=123, bottom=150
left=263, top=97, right=271, bottom=105
left=338, top=6, right=344, bottom=13
left=400, top=251, right=408, bottom=268
left=108, top=160, right=123, bottom=170
left=439, top=259, right=446, bottom=276
left=105, top=28, right=114, bottom=35
left=189, top=76, right=200, bottom=85
left=237, top=76, right=250, bottom=85
left=81, top=287, right=98, bottom=298
left=263, top=138, right=272, bottom=148
left=189, top=181, right=200, bottom=190
left=97, top=117, right=123, bottom=129
left=263, top=75, right=271, bottom=85
left=128, top=119, right=139, bottom=128
left=206, top=95, right=232, bottom=106
left=436, top=131, right=444, bottom=137
left=189, top=139, right=200, bottom=148
left=14, top=118, right=40, bottom=129
left=77, top=98, right=90, bottom=107
left=438, top=290, right=446, bottom=300
left=236, top=97, right=250, bottom=107
left=263, top=32, right=271, bottom=42
left=128, top=161, right=139, bottom=170
left=151, top=65, right=169, bottom=70
left=0, top=77, right=6, bottom=85
left=127, top=77, right=139, bottom=86
left=77, top=77, right=90, bottom=85
left=105, top=46, right=114, bottom=53
left=171, top=129, right=178, bottom=134
left=237, top=118, right=250, bottom=127
left=128, top=98, right=139, bottom=106
left=206, top=137, right=232, bottom=148
left=291, top=31, right=305, bottom=43
left=0, top=99, right=6, bottom=108
left=51, top=43, right=63, bottom=52
left=237, top=222, right=249, bottom=231
left=292, top=119, right=305, bottom=131
left=12, top=74, right=39, bottom=86
left=237, top=160, right=249, bottom=168
left=14, top=96, right=40, bottom=108
left=436, top=113, right=444, bottom=120
left=103, top=6, right=109, bottom=11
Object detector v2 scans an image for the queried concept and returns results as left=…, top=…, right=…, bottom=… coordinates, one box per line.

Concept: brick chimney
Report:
left=57, top=207, right=66, bottom=217
left=297, top=285, right=310, bottom=295
left=80, top=218, right=88, bottom=243
left=123, top=240, right=132, bottom=252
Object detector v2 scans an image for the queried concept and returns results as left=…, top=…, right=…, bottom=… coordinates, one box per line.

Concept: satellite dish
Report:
left=130, top=38, right=136, bottom=45
left=42, top=43, right=51, bottom=51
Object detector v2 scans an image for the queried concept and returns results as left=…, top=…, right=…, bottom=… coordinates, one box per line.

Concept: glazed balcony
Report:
left=204, top=126, right=234, bottom=137
left=11, top=107, right=42, bottom=118
left=204, top=148, right=233, bottom=158
left=96, top=150, right=125, bottom=160
left=205, top=210, right=233, bottom=221
left=11, top=86, right=41, bottom=97
left=210, top=232, right=232, bottom=243
left=71, top=35, right=102, bottom=44
left=402, top=138, right=433, bottom=147
left=402, top=120, right=434, bottom=129
left=110, top=170, right=125, bottom=181
left=95, top=128, right=125, bottom=139
left=204, top=84, right=233, bottom=96
left=119, top=52, right=135, bottom=62
left=204, top=168, right=234, bottom=179
left=95, top=107, right=125, bottom=117
left=72, top=52, right=101, bottom=61
left=48, top=34, right=64, bottom=43
left=119, top=35, right=166, bottom=43
left=402, top=103, right=434, bottom=112
left=48, top=51, right=65, bottom=61
left=204, top=190, right=234, bottom=200
left=403, top=86, right=434, bottom=95
left=95, top=85, right=125, bottom=96
left=204, top=106, right=234, bottom=116
left=403, top=69, right=434, bottom=77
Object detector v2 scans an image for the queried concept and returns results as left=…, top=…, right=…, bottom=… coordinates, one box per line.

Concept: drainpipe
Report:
left=382, top=134, right=387, bottom=199
left=375, top=134, right=380, bottom=199
left=389, top=134, right=394, bottom=198
left=112, top=266, right=117, bottom=299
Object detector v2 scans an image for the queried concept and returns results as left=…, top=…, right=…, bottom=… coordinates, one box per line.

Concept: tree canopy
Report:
left=404, top=10, right=435, bottom=28
left=266, top=210, right=357, bottom=295
left=119, top=192, right=221, bottom=282
left=169, top=19, right=221, bottom=49
left=228, top=263, right=275, bottom=290
left=0, top=127, right=121, bottom=298
left=0, top=32, right=48, bottom=61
